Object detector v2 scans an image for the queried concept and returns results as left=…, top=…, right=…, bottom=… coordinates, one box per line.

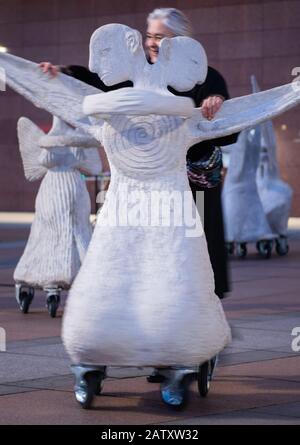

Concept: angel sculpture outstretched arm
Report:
left=0, top=53, right=99, bottom=124
left=185, top=81, right=300, bottom=144
left=0, top=52, right=106, bottom=142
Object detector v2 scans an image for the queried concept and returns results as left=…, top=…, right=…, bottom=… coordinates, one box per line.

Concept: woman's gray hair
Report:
left=147, top=8, right=193, bottom=37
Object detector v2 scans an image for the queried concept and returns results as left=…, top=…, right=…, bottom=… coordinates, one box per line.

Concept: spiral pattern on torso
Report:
left=102, top=115, right=188, bottom=179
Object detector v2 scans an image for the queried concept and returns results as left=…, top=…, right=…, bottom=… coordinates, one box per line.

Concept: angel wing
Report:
left=0, top=52, right=101, bottom=132
left=17, top=117, right=47, bottom=181
left=187, top=81, right=300, bottom=143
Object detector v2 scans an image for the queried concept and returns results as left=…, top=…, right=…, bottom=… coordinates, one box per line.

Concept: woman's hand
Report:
left=39, top=62, right=59, bottom=77
left=201, top=95, right=224, bottom=120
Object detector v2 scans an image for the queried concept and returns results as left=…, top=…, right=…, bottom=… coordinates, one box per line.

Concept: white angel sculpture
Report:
left=1, top=23, right=300, bottom=409
left=222, top=75, right=293, bottom=258
left=222, top=125, right=276, bottom=258
left=14, top=116, right=102, bottom=317
left=253, top=76, right=293, bottom=255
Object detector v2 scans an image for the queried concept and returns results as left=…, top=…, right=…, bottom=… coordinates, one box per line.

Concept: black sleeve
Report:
left=60, top=65, right=133, bottom=91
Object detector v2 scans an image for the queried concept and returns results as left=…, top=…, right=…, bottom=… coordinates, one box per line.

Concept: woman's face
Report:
left=145, top=19, right=175, bottom=63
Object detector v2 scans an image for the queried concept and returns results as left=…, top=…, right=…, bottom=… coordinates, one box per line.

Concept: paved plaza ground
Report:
left=0, top=214, right=299, bottom=425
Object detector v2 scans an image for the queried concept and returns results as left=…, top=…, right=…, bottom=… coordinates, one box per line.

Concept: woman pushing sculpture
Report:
left=1, top=24, right=300, bottom=409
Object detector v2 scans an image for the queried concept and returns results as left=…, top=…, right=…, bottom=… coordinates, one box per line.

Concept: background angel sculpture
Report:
left=222, top=125, right=276, bottom=259
left=254, top=75, right=293, bottom=255
left=222, top=75, right=293, bottom=259
left=14, top=116, right=102, bottom=317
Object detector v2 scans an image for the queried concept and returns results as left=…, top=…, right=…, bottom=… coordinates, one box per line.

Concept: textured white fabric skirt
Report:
left=14, top=169, right=92, bottom=289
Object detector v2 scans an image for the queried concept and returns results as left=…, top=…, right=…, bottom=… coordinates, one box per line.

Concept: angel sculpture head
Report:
left=89, top=23, right=207, bottom=92
left=89, top=23, right=147, bottom=86
left=155, top=36, right=207, bottom=91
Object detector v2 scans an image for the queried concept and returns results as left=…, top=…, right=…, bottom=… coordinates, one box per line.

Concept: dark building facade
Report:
left=1, top=0, right=300, bottom=214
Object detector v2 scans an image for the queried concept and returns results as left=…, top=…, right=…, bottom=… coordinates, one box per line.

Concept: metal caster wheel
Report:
left=74, top=373, right=99, bottom=409
left=159, top=369, right=193, bottom=411
left=19, top=290, right=34, bottom=314
left=72, top=366, right=106, bottom=409
left=94, top=375, right=105, bottom=396
left=256, top=239, right=273, bottom=259
left=160, top=377, right=189, bottom=411
left=46, top=294, right=60, bottom=318
left=275, top=236, right=289, bottom=256
left=236, top=242, right=247, bottom=258
left=225, top=242, right=235, bottom=255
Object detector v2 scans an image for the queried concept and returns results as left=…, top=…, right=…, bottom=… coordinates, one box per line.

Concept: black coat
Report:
left=170, top=66, right=238, bottom=296
left=169, top=66, right=238, bottom=159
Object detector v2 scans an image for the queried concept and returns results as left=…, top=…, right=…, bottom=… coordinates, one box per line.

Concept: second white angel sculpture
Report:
left=14, top=116, right=102, bottom=317
left=222, top=75, right=293, bottom=259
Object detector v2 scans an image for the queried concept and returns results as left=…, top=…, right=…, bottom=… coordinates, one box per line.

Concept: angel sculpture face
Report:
left=89, top=23, right=146, bottom=86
